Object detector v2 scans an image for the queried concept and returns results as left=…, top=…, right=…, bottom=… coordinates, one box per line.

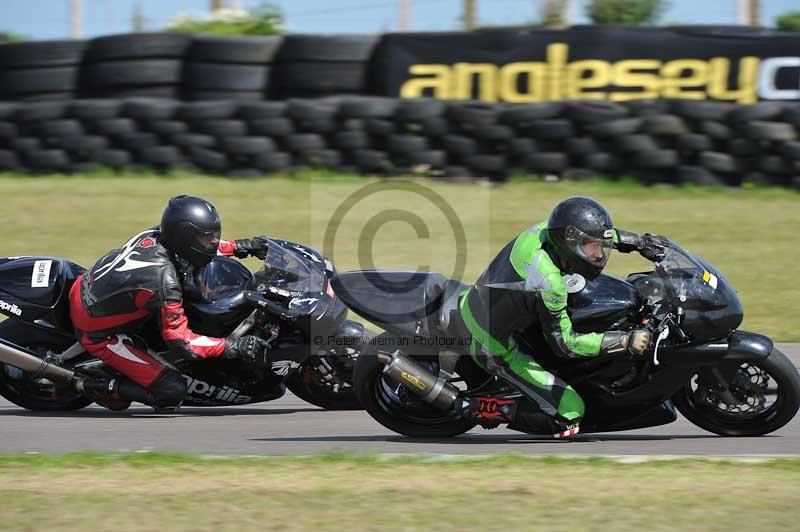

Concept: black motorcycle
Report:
left=0, top=238, right=371, bottom=412
left=337, top=239, right=800, bottom=437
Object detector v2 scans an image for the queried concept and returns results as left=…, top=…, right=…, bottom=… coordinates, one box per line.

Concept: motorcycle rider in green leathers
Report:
left=458, top=197, right=668, bottom=438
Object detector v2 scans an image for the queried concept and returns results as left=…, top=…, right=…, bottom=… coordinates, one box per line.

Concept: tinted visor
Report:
left=193, top=229, right=221, bottom=256
left=564, top=225, right=614, bottom=269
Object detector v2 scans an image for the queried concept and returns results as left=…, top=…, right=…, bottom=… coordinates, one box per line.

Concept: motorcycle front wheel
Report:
left=673, top=347, right=800, bottom=436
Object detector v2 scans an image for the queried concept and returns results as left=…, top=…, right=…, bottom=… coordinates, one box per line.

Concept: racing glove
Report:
left=600, top=330, right=652, bottom=357
left=233, top=236, right=270, bottom=260
left=638, top=234, right=669, bottom=262
left=222, top=335, right=271, bottom=367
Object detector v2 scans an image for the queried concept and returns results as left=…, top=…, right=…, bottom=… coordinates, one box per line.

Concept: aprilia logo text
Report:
left=0, top=299, right=22, bottom=316
left=182, top=375, right=252, bottom=404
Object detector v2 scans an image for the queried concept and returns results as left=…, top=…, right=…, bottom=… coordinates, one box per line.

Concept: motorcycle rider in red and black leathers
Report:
left=70, top=195, right=273, bottom=411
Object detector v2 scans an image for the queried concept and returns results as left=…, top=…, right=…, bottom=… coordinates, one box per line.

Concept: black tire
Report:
left=565, top=137, right=598, bottom=156
left=670, top=99, right=734, bottom=121
left=116, top=132, right=160, bottom=152
left=443, top=135, right=479, bottom=159
left=37, top=119, right=84, bottom=138
left=0, top=150, right=21, bottom=170
left=473, top=124, right=514, bottom=142
left=700, top=151, right=740, bottom=173
left=16, top=92, right=77, bottom=102
left=354, top=333, right=483, bottom=438
left=365, top=118, right=395, bottom=137
left=238, top=100, right=287, bottom=119
left=90, top=117, right=137, bottom=136
left=0, top=121, right=17, bottom=140
left=567, top=101, right=628, bottom=123
left=170, top=133, right=217, bottom=148
left=86, top=32, right=191, bottom=62
left=673, top=348, right=800, bottom=436
left=744, top=121, right=797, bottom=142
left=287, top=133, right=326, bottom=153
left=676, top=165, right=725, bottom=186
left=507, top=137, right=540, bottom=157
left=333, top=130, right=370, bottom=150
left=189, top=147, right=228, bottom=171
left=353, top=149, right=390, bottom=172
left=699, top=120, right=733, bottom=141
left=140, top=145, right=181, bottom=167
left=525, top=152, right=568, bottom=173
left=177, top=100, right=238, bottom=120
left=183, top=62, right=271, bottom=91
left=122, top=98, right=179, bottom=120
left=143, top=119, right=188, bottom=136
left=249, top=117, right=294, bottom=137
left=395, top=98, right=445, bottom=122
left=252, top=151, right=291, bottom=172
left=388, top=134, right=428, bottom=154
left=187, top=35, right=282, bottom=64
left=642, top=114, right=688, bottom=136
left=0, top=40, right=86, bottom=68
left=277, top=62, right=366, bottom=92
left=584, top=152, right=620, bottom=172
left=585, top=117, right=642, bottom=137
left=89, top=86, right=180, bottom=99
left=287, top=99, right=337, bottom=121
left=192, top=119, right=248, bottom=137
left=0, top=102, right=19, bottom=120
left=498, top=102, right=563, bottom=125
left=294, top=116, right=338, bottom=134
left=13, top=100, right=68, bottom=123
left=220, top=136, right=276, bottom=156
left=615, top=134, right=660, bottom=153
left=185, top=90, right=265, bottom=102
left=0, top=67, right=79, bottom=95
left=69, top=99, right=122, bottom=120
left=466, top=154, right=506, bottom=174
left=404, top=149, right=447, bottom=168
left=0, top=321, right=92, bottom=411
left=96, top=149, right=132, bottom=168
left=339, top=96, right=398, bottom=119
left=447, top=101, right=499, bottom=128
left=418, top=116, right=452, bottom=138
left=780, top=141, right=800, bottom=161
left=677, top=133, right=713, bottom=152
left=727, top=138, right=764, bottom=158
left=84, top=60, right=182, bottom=87
left=277, top=34, right=378, bottom=62
left=624, top=99, right=670, bottom=117
left=9, top=137, right=41, bottom=153
left=59, top=135, right=109, bottom=157
left=633, top=149, right=679, bottom=168
left=726, top=102, right=784, bottom=124
left=23, top=149, right=71, bottom=171
left=758, top=155, right=790, bottom=176
left=526, top=118, right=574, bottom=140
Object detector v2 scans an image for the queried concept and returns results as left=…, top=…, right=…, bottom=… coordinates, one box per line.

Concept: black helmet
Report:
left=160, top=195, right=222, bottom=268
left=546, top=197, right=614, bottom=280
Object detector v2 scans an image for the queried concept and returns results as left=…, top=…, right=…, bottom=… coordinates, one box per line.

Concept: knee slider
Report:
left=147, top=370, right=187, bottom=408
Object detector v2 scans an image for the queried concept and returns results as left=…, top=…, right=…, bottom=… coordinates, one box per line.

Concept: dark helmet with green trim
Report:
left=546, top=197, right=614, bottom=280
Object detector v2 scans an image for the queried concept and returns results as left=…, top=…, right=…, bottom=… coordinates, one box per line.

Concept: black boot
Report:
left=77, top=377, right=132, bottom=411
left=508, top=401, right=580, bottom=439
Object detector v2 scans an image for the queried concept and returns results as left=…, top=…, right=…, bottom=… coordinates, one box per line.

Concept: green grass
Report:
left=0, top=170, right=798, bottom=340
left=0, top=452, right=798, bottom=532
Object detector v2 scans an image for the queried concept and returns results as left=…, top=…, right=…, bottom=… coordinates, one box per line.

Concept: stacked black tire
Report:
left=182, top=36, right=281, bottom=101
left=0, top=40, right=86, bottom=101
left=80, top=33, right=191, bottom=99
left=270, top=35, right=378, bottom=99
left=1, top=96, right=799, bottom=188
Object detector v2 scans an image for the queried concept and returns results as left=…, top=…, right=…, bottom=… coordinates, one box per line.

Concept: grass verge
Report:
left=0, top=452, right=798, bottom=531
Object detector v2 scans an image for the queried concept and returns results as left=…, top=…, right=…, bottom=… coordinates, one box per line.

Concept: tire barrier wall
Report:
left=1, top=96, right=799, bottom=188
left=3, top=28, right=800, bottom=103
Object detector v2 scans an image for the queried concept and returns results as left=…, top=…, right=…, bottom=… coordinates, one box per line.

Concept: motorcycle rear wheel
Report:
left=0, top=321, right=93, bottom=411
left=354, top=333, right=486, bottom=438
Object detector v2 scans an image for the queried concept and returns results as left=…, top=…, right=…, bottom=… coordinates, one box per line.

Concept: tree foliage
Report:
left=776, top=11, right=800, bottom=31
left=585, top=0, right=668, bottom=26
left=167, top=3, right=283, bottom=36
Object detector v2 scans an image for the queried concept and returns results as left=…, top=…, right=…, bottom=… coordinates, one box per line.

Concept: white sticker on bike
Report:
left=31, top=260, right=52, bottom=288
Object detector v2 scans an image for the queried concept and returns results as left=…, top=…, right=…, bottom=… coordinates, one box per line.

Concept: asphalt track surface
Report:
left=2, top=345, right=798, bottom=457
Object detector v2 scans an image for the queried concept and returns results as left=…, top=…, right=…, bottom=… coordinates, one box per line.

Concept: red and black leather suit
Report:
left=69, top=228, right=243, bottom=408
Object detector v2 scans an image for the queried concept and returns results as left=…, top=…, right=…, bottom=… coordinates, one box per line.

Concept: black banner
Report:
left=370, top=26, right=800, bottom=103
